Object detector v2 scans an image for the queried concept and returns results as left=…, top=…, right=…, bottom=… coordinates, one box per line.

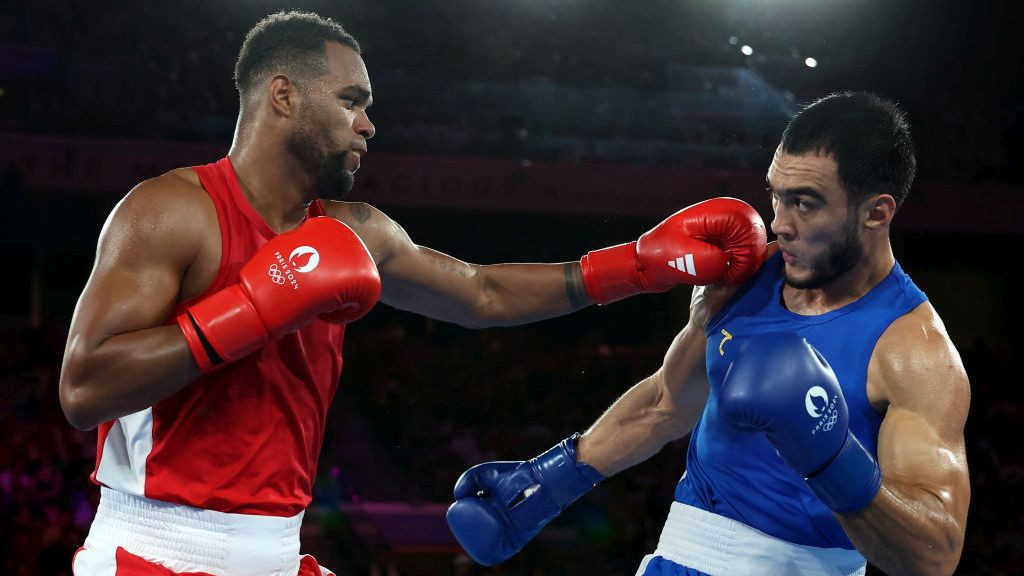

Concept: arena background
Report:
left=0, top=0, right=1020, bottom=574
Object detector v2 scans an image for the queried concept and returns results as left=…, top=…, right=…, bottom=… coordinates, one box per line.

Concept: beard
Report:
left=784, top=211, right=864, bottom=289
left=285, top=111, right=356, bottom=201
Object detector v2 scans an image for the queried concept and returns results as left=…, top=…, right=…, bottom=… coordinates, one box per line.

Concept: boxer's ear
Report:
left=863, top=194, right=896, bottom=231
left=268, top=74, right=299, bottom=118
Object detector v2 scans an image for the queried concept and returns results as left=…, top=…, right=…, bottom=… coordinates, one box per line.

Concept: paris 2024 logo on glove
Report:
left=806, top=386, right=839, bottom=434
left=267, top=246, right=321, bottom=289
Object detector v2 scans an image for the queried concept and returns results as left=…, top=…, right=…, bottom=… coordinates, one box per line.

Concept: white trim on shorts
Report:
left=635, top=501, right=867, bottom=576
left=76, top=486, right=305, bottom=576
left=95, top=408, right=154, bottom=495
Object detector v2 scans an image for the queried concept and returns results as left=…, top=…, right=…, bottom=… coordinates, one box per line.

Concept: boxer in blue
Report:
left=446, top=92, right=971, bottom=576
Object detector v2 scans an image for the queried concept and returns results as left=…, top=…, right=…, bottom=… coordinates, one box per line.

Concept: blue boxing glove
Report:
left=719, top=332, right=882, bottom=514
left=446, top=433, right=604, bottom=566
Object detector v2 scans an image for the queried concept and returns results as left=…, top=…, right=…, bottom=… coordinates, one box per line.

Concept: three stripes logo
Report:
left=667, top=254, right=697, bottom=276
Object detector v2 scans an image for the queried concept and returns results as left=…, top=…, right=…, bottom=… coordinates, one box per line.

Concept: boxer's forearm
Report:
left=839, top=481, right=965, bottom=576
left=468, top=262, right=593, bottom=325
left=577, top=324, right=709, bottom=476
left=60, top=325, right=201, bottom=430
left=381, top=260, right=592, bottom=328
left=576, top=374, right=694, bottom=475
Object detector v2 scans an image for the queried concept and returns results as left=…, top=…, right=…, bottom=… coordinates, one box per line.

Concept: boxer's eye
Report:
left=794, top=197, right=818, bottom=212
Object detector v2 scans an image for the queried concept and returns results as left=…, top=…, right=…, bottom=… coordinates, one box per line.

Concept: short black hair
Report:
left=234, top=10, right=361, bottom=96
left=781, top=91, right=916, bottom=208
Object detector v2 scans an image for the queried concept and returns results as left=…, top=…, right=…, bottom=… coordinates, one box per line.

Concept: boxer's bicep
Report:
left=68, top=178, right=202, bottom=354
left=329, top=201, right=488, bottom=320
left=872, top=307, right=970, bottom=529
left=659, top=323, right=711, bottom=424
left=578, top=325, right=708, bottom=475
left=61, top=177, right=207, bottom=429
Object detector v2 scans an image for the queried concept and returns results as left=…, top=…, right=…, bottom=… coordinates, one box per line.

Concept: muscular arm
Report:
left=574, top=243, right=772, bottom=474
left=60, top=173, right=210, bottom=430
left=839, top=303, right=971, bottom=576
left=328, top=201, right=591, bottom=328
left=576, top=322, right=706, bottom=475
left=571, top=236, right=778, bottom=473
left=575, top=283, right=742, bottom=475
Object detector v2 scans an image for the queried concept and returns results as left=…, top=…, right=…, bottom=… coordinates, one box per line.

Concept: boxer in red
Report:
left=59, top=10, right=767, bottom=575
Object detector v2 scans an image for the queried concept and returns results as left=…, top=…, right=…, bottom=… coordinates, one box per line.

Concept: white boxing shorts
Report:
left=635, top=502, right=867, bottom=576
left=73, top=487, right=334, bottom=576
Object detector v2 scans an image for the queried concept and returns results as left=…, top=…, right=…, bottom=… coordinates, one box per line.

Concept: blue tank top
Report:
left=675, top=251, right=927, bottom=549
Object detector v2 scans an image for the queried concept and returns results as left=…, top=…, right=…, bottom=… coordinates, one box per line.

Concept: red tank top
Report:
left=91, top=157, right=346, bottom=516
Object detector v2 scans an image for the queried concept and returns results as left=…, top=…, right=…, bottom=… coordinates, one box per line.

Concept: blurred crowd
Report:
left=0, top=319, right=93, bottom=576
left=2, top=0, right=1017, bottom=182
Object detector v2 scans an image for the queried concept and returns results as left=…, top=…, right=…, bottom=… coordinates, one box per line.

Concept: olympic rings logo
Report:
left=821, top=412, right=838, bottom=432
left=268, top=264, right=286, bottom=284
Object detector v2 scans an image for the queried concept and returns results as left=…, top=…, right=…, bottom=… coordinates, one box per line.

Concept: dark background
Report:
left=1, top=1, right=1021, bottom=574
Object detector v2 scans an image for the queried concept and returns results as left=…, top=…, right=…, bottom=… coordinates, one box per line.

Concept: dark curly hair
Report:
left=234, top=10, right=360, bottom=97
left=781, top=92, right=916, bottom=208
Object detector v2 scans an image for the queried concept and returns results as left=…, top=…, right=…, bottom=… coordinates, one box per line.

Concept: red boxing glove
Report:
left=177, top=216, right=381, bottom=373
left=581, top=197, right=767, bottom=305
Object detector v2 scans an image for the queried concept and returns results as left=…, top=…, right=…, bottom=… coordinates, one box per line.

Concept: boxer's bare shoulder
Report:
left=104, top=167, right=220, bottom=301
left=867, top=301, right=967, bottom=412
left=117, top=168, right=214, bottom=224
left=321, top=199, right=410, bottom=265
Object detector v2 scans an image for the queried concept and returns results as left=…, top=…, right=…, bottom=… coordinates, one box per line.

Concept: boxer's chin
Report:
left=323, top=167, right=355, bottom=201
left=315, top=153, right=355, bottom=201
left=285, top=124, right=355, bottom=201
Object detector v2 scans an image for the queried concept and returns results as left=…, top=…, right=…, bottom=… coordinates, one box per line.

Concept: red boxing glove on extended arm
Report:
left=580, top=197, right=767, bottom=305
left=177, top=216, right=381, bottom=373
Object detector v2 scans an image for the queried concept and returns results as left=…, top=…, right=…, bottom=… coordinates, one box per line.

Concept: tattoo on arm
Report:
left=564, top=263, right=590, bottom=309
left=430, top=256, right=470, bottom=278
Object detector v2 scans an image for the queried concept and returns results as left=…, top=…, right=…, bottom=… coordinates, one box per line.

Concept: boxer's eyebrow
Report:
left=767, top=184, right=826, bottom=202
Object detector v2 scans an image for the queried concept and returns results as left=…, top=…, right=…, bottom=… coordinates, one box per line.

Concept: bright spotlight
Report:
left=741, top=45, right=753, bottom=56
left=804, top=57, right=818, bottom=68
